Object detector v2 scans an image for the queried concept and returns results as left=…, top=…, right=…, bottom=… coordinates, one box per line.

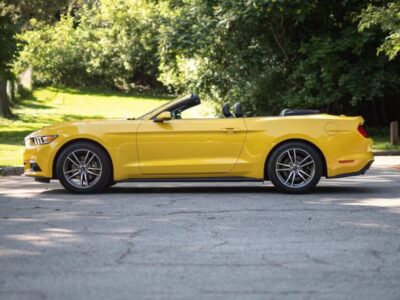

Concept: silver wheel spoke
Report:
left=291, top=172, right=296, bottom=186
left=300, top=160, right=314, bottom=167
left=297, top=171, right=307, bottom=183
left=83, top=151, right=90, bottom=164
left=299, top=170, right=311, bottom=178
left=299, top=155, right=311, bottom=165
left=64, top=168, right=78, bottom=174
left=67, top=171, right=80, bottom=180
left=84, top=172, right=89, bottom=186
left=293, top=149, right=297, bottom=163
left=87, top=170, right=100, bottom=176
left=72, top=152, right=82, bottom=165
left=87, top=167, right=101, bottom=171
left=285, top=171, right=294, bottom=184
left=277, top=163, right=291, bottom=168
left=277, top=168, right=291, bottom=171
left=67, top=157, right=80, bottom=167
left=86, top=153, right=96, bottom=165
left=286, top=151, right=294, bottom=164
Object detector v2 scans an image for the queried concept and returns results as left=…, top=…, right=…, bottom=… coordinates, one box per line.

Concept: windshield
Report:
left=137, top=100, right=173, bottom=120
left=137, top=94, right=194, bottom=120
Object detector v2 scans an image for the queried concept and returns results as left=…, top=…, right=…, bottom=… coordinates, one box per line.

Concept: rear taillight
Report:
left=358, top=124, right=369, bottom=138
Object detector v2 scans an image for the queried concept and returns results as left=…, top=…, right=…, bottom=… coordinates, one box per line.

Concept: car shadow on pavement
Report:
left=39, top=184, right=376, bottom=195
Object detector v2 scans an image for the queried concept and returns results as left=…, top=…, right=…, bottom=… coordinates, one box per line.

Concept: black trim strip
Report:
left=120, top=177, right=263, bottom=183
left=35, top=177, right=51, bottom=183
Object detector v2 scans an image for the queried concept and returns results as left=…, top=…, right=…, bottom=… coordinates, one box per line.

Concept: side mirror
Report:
left=154, top=111, right=172, bottom=123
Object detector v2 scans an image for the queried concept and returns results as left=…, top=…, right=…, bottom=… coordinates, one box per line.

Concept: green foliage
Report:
left=16, top=17, right=86, bottom=85
left=17, top=0, right=161, bottom=89
left=0, top=0, right=70, bottom=24
left=359, top=2, right=400, bottom=60
left=157, top=0, right=400, bottom=123
left=0, top=0, right=72, bottom=118
left=6, top=0, right=400, bottom=124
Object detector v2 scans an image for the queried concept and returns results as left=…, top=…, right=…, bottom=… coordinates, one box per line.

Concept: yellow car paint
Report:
left=23, top=98, right=373, bottom=182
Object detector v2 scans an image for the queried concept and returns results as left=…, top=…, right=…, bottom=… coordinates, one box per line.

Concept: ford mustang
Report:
left=23, top=93, right=373, bottom=193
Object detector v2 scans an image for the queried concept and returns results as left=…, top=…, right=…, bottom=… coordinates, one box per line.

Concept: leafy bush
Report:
left=16, top=0, right=161, bottom=89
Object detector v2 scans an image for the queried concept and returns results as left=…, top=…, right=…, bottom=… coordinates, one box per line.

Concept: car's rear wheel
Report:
left=56, top=142, right=112, bottom=193
left=267, top=142, right=323, bottom=193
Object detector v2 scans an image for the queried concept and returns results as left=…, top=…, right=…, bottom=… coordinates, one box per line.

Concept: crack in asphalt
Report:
left=0, top=290, right=47, bottom=300
left=369, top=249, right=386, bottom=273
left=167, top=208, right=379, bottom=215
left=199, top=289, right=321, bottom=295
left=115, top=229, right=148, bottom=265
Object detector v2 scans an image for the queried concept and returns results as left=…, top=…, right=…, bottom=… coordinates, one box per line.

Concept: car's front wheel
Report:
left=56, top=142, right=112, bottom=193
left=267, top=142, right=323, bottom=193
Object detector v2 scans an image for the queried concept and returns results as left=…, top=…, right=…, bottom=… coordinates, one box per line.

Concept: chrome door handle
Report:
left=221, top=128, right=241, bottom=133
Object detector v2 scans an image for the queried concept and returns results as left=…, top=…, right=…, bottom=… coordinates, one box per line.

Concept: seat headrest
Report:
left=280, top=108, right=290, bottom=116
left=222, top=103, right=233, bottom=118
left=233, top=102, right=244, bottom=117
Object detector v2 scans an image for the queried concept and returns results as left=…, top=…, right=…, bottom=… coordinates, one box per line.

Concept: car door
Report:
left=136, top=118, right=247, bottom=175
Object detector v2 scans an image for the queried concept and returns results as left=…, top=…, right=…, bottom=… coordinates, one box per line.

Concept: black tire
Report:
left=107, top=181, right=117, bottom=187
left=267, top=141, right=323, bottom=193
left=56, top=142, right=112, bottom=193
left=105, top=180, right=117, bottom=189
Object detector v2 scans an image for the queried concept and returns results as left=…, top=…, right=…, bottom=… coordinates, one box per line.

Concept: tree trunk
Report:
left=0, top=76, right=13, bottom=118
left=6, top=80, right=16, bottom=106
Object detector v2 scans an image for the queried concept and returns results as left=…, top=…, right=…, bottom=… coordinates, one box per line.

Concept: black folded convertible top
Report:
left=279, top=109, right=320, bottom=116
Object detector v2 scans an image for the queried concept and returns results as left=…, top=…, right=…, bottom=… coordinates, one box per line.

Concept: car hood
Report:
left=26, top=119, right=141, bottom=138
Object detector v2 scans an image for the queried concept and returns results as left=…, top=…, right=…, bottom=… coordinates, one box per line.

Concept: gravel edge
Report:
left=0, top=167, right=24, bottom=176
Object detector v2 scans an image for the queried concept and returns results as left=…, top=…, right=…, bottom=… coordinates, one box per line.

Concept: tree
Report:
left=358, top=2, right=400, bottom=60
left=0, top=0, right=70, bottom=118
left=17, top=0, right=162, bottom=89
left=157, top=0, right=400, bottom=125
left=0, top=13, right=16, bottom=118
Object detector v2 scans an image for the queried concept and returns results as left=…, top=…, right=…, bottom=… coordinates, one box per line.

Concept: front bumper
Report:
left=23, top=144, right=55, bottom=179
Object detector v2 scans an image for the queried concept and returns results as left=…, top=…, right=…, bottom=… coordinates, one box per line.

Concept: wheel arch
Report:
left=264, top=138, right=327, bottom=180
left=52, top=138, right=114, bottom=180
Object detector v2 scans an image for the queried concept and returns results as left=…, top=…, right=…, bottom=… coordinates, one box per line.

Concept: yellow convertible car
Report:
left=23, top=94, right=373, bottom=193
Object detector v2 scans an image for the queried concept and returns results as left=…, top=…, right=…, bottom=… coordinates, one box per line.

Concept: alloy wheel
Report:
left=63, top=149, right=103, bottom=189
left=275, top=148, right=315, bottom=188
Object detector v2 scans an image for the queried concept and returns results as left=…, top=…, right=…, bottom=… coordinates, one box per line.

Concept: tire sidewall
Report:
left=56, top=142, right=112, bottom=193
left=267, top=142, right=323, bottom=193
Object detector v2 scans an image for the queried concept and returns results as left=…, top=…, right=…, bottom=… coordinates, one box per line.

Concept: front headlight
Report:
left=28, top=135, right=59, bottom=146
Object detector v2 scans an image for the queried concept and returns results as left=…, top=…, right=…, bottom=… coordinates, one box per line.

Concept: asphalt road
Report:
left=1, top=157, right=400, bottom=300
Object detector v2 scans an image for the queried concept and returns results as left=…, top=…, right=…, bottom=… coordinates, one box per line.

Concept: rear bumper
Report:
left=326, top=136, right=373, bottom=178
left=328, top=160, right=373, bottom=178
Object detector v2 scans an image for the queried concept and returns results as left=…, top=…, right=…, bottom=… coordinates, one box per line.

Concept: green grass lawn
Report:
left=1, top=87, right=399, bottom=167
left=0, top=87, right=171, bottom=167
left=372, top=137, right=400, bottom=151
left=366, top=127, right=400, bottom=151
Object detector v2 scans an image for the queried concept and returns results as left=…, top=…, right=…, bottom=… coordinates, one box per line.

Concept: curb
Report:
left=373, top=150, right=400, bottom=156
left=0, top=167, right=24, bottom=176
